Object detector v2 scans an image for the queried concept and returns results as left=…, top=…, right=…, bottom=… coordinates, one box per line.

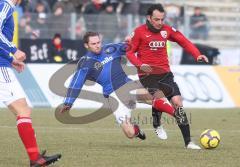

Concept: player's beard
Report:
left=146, top=20, right=161, bottom=33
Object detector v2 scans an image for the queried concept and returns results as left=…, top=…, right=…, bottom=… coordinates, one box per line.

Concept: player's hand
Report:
left=12, top=60, right=25, bottom=73
left=140, top=64, right=152, bottom=73
left=197, top=55, right=209, bottom=63
left=60, top=104, right=71, bottom=113
left=13, top=49, right=26, bottom=62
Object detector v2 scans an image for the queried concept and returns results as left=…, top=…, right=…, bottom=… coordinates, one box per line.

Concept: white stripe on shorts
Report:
left=0, top=67, right=11, bottom=83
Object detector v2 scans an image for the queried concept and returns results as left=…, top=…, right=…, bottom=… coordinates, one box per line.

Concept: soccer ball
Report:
left=200, top=129, right=220, bottom=149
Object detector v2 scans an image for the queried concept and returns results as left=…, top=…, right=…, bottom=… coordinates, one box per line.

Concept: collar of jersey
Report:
left=86, top=50, right=103, bottom=58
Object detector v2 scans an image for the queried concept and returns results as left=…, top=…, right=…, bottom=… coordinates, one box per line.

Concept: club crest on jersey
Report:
left=172, top=27, right=177, bottom=32
left=160, top=31, right=167, bottom=38
left=130, top=31, right=135, bottom=38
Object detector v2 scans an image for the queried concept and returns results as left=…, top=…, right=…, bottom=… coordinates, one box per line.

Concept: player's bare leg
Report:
left=120, top=118, right=146, bottom=140
left=8, top=98, right=31, bottom=117
left=8, top=98, right=61, bottom=166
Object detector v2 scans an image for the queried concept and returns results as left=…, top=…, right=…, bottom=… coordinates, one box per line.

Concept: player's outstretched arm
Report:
left=63, top=67, right=89, bottom=112
left=59, top=104, right=71, bottom=113
left=169, top=27, right=202, bottom=61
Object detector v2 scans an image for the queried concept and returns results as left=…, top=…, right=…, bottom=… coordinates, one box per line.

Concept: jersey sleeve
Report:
left=0, top=2, right=17, bottom=61
left=114, top=42, right=127, bottom=56
left=168, top=26, right=200, bottom=60
left=103, top=42, right=127, bottom=58
left=0, top=48, right=14, bottom=63
left=126, top=29, right=144, bottom=67
left=63, top=64, right=89, bottom=106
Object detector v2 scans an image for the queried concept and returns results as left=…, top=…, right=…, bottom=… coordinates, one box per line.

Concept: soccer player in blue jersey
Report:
left=0, top=0, right=61, bottom=166
left=60, top=32, right=179, bottom=140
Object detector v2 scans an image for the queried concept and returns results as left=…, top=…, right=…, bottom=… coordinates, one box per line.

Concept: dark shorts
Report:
left=139, top=72, right=181, bottom=101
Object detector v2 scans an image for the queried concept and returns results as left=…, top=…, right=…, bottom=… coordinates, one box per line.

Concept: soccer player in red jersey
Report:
left=126, top=4, right=208, bottom=149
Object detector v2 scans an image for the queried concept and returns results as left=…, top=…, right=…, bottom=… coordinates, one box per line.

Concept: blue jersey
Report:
left=0, top=0, right=17, bottom=67
left=64, top=42, right=131, bottom=106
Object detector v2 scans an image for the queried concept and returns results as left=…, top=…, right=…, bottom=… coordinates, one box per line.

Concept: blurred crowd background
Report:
left=15, top=0, right=240, bottom=64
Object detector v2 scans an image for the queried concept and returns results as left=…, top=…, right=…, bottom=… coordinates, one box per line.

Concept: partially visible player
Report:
left=126, top=4, right=208, bottom=149
left=60, top=32, right=177, bottom=141
left=0, top=0, right=61, bottom=166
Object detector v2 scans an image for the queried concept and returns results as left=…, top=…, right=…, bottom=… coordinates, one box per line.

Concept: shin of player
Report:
left=152, top=97, right=194, bottom=147
left=120, top=118, right=146, bottom=140
left=110, top=91, right=146, bottom=140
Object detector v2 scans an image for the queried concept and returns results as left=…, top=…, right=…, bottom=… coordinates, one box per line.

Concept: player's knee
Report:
left=8, top=98, right=32, bottom=117
left=18, top=106, right=32, bottom=117
left=171, top=96, right=183, bottom=109
left=172, top=101, right=182, bottom=109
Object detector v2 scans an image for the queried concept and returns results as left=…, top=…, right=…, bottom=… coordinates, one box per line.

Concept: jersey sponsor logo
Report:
left=145, top=34, right=151, bottom=38
left=149, top=41, right=166, bottom=50
left=160, top=31, right=167, bottom=38
left=94, top=62, right=102, bottom=70
left=101, top=56, right=113, bottom=65
left=94, top=56, right=113, bottom=70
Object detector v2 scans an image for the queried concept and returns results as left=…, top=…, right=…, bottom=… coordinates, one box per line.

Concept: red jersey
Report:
left=126, top=24, right=201, bottom=75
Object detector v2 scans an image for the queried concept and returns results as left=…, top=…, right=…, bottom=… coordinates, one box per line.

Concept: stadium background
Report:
left=0, top=0, right=240, bottom=166
left=4, top=0, right=239, bottom=109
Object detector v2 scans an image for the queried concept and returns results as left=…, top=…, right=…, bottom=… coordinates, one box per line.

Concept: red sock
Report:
left=153, top=98, right=175, bottom=116
left=17, top=116, right=40, bottom=161
left=133, top=124, right=140, bottom=136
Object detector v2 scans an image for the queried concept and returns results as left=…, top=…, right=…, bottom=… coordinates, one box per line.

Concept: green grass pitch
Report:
left=0, top=108, right=240, bottom=167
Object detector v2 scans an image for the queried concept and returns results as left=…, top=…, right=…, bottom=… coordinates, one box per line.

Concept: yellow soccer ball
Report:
left=200, top=129, right=220, bottom=149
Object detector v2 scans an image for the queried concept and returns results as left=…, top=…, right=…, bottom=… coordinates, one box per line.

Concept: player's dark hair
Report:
left=83, top=32, right=100, bottom=44
left=147, top=4, right=165, bottom=16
